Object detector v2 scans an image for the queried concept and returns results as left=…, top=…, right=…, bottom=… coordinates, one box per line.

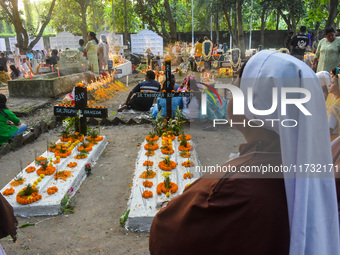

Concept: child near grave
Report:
left=151, top=79, right=183, bottom=119
left=9, top=65, right=23, bottom=80
left=0, top=94, right=26, bottom=145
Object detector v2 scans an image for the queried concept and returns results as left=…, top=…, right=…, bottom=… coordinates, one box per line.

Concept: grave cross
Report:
left=54, top=86, right=108, bottom=134
left=135, top=60, right=191, bottom=120
left=62, top=25, right=67, bottom=32
left=104, top=24, right=107, bottom=31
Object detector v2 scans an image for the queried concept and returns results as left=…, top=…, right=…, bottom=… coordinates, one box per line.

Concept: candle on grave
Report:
left=29, top=70, right=33, bottom=80
left=57, top=67, right=60, bottom=78
left=22, top=69, right=26, bottom=78
left=82, top=64, right=85, bottom=72
left=126, top=75, right=129, bottom=87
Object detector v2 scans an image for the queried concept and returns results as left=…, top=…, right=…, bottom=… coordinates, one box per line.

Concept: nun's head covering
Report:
left=240, top=50, right=340, bottom=255
left=316, top=71, right=332, bottom=87
left=101, top=34, right=107, bottom=43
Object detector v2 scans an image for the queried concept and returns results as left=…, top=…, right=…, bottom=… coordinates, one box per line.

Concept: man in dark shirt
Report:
left=284, top=31, right=294, bottom=50
left=0, top=53, right=8, bottom=72
left=118, top=70, right=161, bottom=112
left=290, top=26, right=309, bottom=60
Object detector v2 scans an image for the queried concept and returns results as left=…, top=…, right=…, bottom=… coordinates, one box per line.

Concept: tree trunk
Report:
left=164, top=0, right=177, bottom=42
left=124, top=0, right=128, bottom=42
left=91, top=0, right=96, bottom=32
left=81, top=10, right=88, bottom=43
left=326, top=0, right=339, bottom=28
left=23, top=0, right=33, bottom=32
left=236, top=0, right=245, bottom=59
left=289, top=5, right=297, bottom=34
left=215, top=11, right=219, bottom=44
left=276, top=10, right=279, bottom=31
left=260, top=8, right=266, bottom=47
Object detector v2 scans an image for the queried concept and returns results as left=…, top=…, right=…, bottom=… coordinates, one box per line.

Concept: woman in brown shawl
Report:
left=0, top=193, right=17, bottom=251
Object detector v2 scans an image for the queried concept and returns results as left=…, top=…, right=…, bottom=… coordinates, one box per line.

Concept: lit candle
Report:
left=22, top=69, right=26, bottom=78
left=29, top=70, right=33, bottom=80
left=82, top=64, right=85, bottom=72
left=57, top=67, right=60, bottom=78
left=126, top=75, right=129, bottom=87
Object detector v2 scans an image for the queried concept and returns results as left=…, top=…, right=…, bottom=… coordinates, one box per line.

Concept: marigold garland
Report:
left=47, top=186, right=58, bottom=195
left=143, top=180, right=153, bottom=188
left=161, top=147, right=174, bottom=155
left=156, top=182, right=178, bottom=195
left=25, top=166, right=36, bottom=173
left=145, top=151, right=155, bottom=156
left=182, top=160, right=195, bottom=167
left=78, top=144, right=92, bottom=152
left=10, top=178, right=26, bottom=187
left=60, top=135, right=72, bottom=142
left=37, top=165, right=56, bottom=176
left=158, top=161, right=177, bottom=171
left=2, top=187, right=15, bottom=196
left=67, top=162, right=78, bottom=168
left=142, top=190, right=153, bottom=198
left=144, top=143, right=159, bottom=151
left=139, top=170, right=156, bottom=179
left=178, top=143, right=193, bottom=151
left=145, top=135, right=159, bottom=142
left=86, top=136, right=104, bottom=142
left=16, top=186, right=42, bottom=205
left=178, top=134, right=192, bottom=141
left=179, top=151, right=191, bottom=158
left=55, top=149, right=72, bottom=158
left=74, top=154, right=88, bottom=159
left=183, top=172, right=194, bottom=179
left=143, top=161, right=154, bottom=166
left=161, top=135, right=176, bottom=141
left=54, top=171, right=73, bottom=181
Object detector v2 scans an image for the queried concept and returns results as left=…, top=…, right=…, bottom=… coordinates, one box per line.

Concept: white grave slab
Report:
left=126, top=137, right=201, bottom=231
left=1, top=137, right=107, bottom=217
left=0, top=38, right=6, bottom=51
left=114, top=59, right=132, bottom=78
left=49, top=32, right=82, bottom=50
left=9, top=36, right=44, bottom=51
left=131, top=29, right=163, bottom=56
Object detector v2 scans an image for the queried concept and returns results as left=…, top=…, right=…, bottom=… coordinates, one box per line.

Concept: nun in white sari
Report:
left=149, top=50, right=340, bottom=255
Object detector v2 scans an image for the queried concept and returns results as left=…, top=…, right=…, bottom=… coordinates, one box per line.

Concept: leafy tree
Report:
left=0, top=0, right=56, bottom=53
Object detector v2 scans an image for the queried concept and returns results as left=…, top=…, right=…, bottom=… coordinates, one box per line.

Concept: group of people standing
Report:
left=81, top=32, right=109, bottom=75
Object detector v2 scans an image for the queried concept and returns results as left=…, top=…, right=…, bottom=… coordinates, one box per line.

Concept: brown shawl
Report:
left=0, top=194, right=17, bottom=241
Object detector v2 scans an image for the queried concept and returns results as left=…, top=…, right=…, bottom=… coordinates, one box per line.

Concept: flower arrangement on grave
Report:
left=165, top=58, right=171, bottom=62
left=142, top=190, right=153, bottom=198
left=143, top=180, right=153, bottom=188
left=183, top=172, right=194, bottom=179
left=143, top=161, right=153, bottom=166
left=178, top=134, right=193, bottom=151
left=76, top=83, right=86, bottom=88
left=145, top=132, right=159, bottom=142
left=47, top=186, right=58, bottom=195
left=86, top=129, right=103, bottom=142
left=16, top=184, right=42, bottom=205
left=54, top=170, right=73, bottom=181
left=179, top=151, right=191, bottom=158
left=35, top=157, right=56, bottom=176
left=139, top=166, right=156, bottom=179
left=158, top=156, right=177, bottom=171
left=60, top=130, right=72, bottom=142
left=67, top=162, right=77, bottom=168
left=178, top=134, right=191, bottom=141
left=48, top=142, right=58, bottom=152
left=216, top=68, right=233, bottom=78
left=156, top=172, right=178, bottom=196
left=145, top=149, right=155, bottom=157
left=54, top=143, right=72, bottom=158
left=25, top=166, right=36, bottom=173
left=53, top=156, right=60, bottom=164
left=161, top=131, right=176, bottom=141
left=74, top=151, right=88, bottom=159
left=71, top=132, right=84, bottom=142
left=85, top=163, right=92, bottom=175
left=144, top=141, right=159, bottom=151
left=10, top=177, right=26, bottom=187
left=2, top=187, right=15, bottom=196
left=182, top=160, right=195, bottom=167
left=161, top=139, right=174, bottom=155
left=78, top=142, right=93, bottom=152
left=153, top=108, right=186, bottom=137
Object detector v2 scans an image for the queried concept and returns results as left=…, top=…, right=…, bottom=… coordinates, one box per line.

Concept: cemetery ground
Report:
left=0, top=74, right=244, bottom=254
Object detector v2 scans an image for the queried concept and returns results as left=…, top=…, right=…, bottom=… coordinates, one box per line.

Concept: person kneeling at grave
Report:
left=151, top=78, right=183, bottom=119
left=0, top=94, right=26, bottom=145
left=118, top=70, right=161, bottom=112
left=149, top=51, right=340, bottom=255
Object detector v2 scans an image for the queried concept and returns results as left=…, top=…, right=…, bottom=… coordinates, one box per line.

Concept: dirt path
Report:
left=0, top=76, right=244, bottom=255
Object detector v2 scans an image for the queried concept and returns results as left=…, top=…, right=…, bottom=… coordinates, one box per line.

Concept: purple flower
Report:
left=68, top=187, right=74, bottom=196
